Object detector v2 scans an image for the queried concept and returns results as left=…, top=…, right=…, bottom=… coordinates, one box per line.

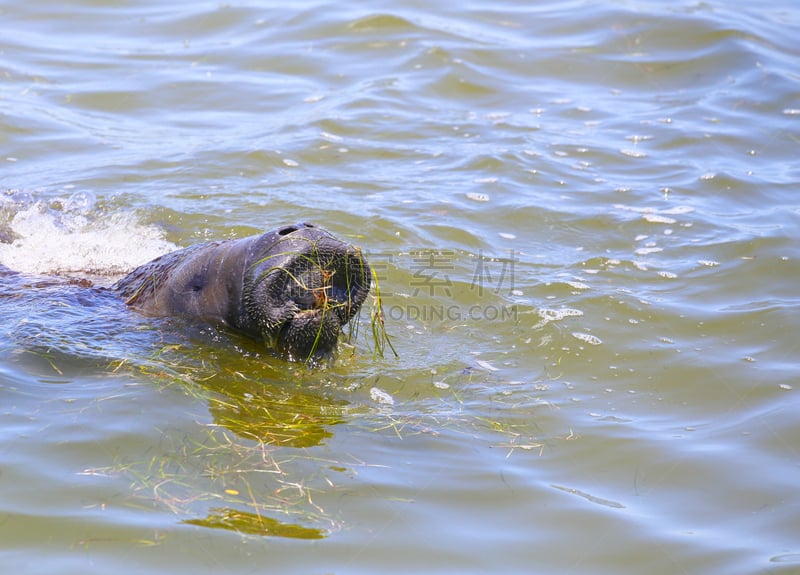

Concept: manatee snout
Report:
left=112, top=223, right=371, bottom=363
left=243, top=223, right=371, bottom=362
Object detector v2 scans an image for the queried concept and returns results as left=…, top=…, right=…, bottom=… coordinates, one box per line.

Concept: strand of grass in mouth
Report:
left=248, top=259, right=341, bottom=364
left=340, top=253, right=361, bottom=349
left=336, top=245, right=397, bottom=360
left=369, top=265, right=398, bottom=359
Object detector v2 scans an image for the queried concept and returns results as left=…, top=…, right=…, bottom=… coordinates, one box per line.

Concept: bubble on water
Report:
left=370, top=387, right=395, bottom=405
left=466, top=192, right=490, bottom=202
left=698, top=260, right=720, bottom=267
left=553, top=308, right=583, bottom=319
left=565, top=280, right=590, bottom=290
left=620, top=148, right=647, bottom=158
left=619, top=204, right=694, bottom=219
left=487, top=111, right=510, bottom=122
left=572, top=332, right=602, bottom=345
left=475, top=359, right=500, bottom=372
left=320, top=131, right=344, bottom=142
left=533, top=307, right=583, bottom=328
left=643, top=214, right=676, bottom=224
left=661, top=206, right=694, bottom=215
left=658, top=271, right=677, bottom=278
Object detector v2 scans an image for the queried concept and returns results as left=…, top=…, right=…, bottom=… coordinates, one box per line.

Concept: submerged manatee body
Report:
left=111, top=223, right=371, bottom=362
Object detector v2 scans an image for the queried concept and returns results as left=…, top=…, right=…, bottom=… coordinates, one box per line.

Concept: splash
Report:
left=0, top=191, right=178, bottom=282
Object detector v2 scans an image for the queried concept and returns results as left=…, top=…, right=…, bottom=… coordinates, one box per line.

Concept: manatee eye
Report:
left=189, top=273, right=205, bottom=292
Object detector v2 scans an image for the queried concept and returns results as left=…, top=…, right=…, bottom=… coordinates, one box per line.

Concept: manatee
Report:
left=111, top=223, right=371, bottom=363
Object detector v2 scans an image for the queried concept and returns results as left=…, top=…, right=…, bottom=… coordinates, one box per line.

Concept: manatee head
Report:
left=242, top=223, right=371, bottom=363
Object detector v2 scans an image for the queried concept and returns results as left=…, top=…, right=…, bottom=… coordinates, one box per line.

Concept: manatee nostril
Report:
left=278, top=223, right=316, bottom=236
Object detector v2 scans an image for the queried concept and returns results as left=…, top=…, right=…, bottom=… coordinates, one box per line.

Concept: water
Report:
left=2, top=0, right=799, bottom=573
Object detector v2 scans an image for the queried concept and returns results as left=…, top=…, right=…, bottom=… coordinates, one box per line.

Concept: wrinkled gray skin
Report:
left=111, top=223, right=371, bottom=362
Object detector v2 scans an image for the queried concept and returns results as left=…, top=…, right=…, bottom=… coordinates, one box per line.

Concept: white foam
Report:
left=643, top=214, right=676, bottom=224
left=533, top=307, right=584, bottom=329
left=369, top=387, right=395, bottom=405
left=0, top=200, right=178, bottom=282
left=572, top=332, right=603, bottom=346
left=564, top=280, right=590, bottom=291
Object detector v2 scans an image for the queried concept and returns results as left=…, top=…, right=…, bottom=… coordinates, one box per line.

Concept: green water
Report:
left=1, top=0, right=799, bottom=573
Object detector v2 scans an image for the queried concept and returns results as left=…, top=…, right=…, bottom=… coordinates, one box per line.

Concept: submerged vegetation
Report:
left=183, top=509, right=326, bottom=539
left=74, top=332, right=548, bottom=541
